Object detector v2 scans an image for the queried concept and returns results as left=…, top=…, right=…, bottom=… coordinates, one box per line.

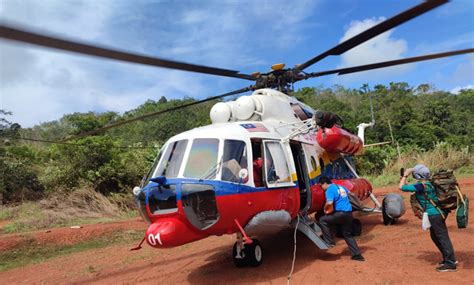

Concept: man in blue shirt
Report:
left=318, top=176, right=364, bottom=261
left=399, top=164, right=457, bottom=272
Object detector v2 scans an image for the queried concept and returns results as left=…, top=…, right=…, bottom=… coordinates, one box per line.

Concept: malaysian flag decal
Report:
left=240, top=123, right=269, bottom=132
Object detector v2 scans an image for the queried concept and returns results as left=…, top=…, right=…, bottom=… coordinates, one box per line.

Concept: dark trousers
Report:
left=319, top=211, right=361, bottom=256
left=428, top=214, right=456, bottom=264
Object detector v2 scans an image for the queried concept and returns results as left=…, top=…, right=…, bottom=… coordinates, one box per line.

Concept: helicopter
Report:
left=1, top=0, right=473, bottom=268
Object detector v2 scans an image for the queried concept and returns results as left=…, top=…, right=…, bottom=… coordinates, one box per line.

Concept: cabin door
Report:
left=290, top=142, right=311, bottom=211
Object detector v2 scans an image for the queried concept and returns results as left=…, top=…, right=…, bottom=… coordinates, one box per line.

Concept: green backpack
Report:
left=456, top=193, right=469, bottom=229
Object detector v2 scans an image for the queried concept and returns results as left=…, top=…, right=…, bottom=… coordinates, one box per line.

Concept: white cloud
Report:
left=335, top=17, right=410, bottom=82
left=0, top=41, right=213, bottom=127
left=0, top=1, right=321, bottom=127
left=450, top=84, right=474, bottom=94
left=0, top=0, right=114, bottom=40
left=0, top=0, right=120, bottom=126
left=159, top=1, right=320, bottom=68
left=450, top=55, right=474, bottom=84
left=414, top=32, right=474, bottom=55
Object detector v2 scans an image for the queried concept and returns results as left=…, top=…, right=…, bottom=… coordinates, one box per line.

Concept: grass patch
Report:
left=0, top=207, right=15, bottom=221
left=365, top=144, right=474, bottom=187
left=0, top=229, right=144, bottom=272
left=0, top=188, right=138, bottom=234
left=366, top=174, right=400, bottom=187
left=1, top=211, right=138, bottom=234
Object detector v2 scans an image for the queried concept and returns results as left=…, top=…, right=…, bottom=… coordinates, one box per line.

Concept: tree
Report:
left=158, top=96, right=168, bottom=104
left=0, top=111, right=43, bottom=204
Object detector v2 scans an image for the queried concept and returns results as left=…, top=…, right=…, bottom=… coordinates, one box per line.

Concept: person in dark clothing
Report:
left=399, top=164, right=457, bottom=272
left=318, top=176, right=364, bottom=261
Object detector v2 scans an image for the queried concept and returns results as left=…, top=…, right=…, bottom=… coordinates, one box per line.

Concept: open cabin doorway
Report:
left=290, top=142, right=311, bottom=211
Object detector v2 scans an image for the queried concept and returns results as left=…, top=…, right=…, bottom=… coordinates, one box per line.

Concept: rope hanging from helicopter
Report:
left=287, top=214, right=300, bottom=285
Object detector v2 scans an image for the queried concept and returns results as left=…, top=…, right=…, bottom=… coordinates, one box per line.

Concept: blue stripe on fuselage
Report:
left=142, top=178, right=297, bottom=199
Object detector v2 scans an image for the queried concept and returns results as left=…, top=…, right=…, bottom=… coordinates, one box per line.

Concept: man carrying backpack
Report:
left=399, top=164, right=457, bottom=272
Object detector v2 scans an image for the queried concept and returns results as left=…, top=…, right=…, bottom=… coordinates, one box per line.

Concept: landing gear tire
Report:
left=245, top=239, right=263, bottom=267
left=382, top=200, right=397, bottom=225
left=232, top=242, right=247, bottom=268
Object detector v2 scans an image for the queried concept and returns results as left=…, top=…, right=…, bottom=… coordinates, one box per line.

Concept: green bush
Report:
left=0, top=145, right=44, bottom=203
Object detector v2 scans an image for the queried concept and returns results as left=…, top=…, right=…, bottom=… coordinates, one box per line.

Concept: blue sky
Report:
left=1, top=0, right=473, bottom=127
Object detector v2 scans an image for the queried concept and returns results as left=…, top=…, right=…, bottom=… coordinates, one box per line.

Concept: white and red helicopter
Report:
left=135, top=86, right=380, bottom=267
left=1, top=0, right=472, bottom=267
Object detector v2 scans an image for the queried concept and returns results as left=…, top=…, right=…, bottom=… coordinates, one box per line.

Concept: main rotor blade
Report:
left=62, top=86, right=254, bottom=141
left=306, top=48, right=474, bottom=78
left=0, top=24, right=255, bottom=81
left=296, top=0, right=448, bottom=71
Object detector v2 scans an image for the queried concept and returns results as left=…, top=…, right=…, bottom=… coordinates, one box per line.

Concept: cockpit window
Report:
left=154, top=140, right=188, bottom=178
left=264, top=141, right=292, bottom=186
left=221, top=140, right=248, bottom=183
left=148, top=184, right=178, bottom=215
left=143, top=147, right=164, bottom=186
left=183, top=139, right=219, bottom=179
left=181, top=184, right=219, bottom=230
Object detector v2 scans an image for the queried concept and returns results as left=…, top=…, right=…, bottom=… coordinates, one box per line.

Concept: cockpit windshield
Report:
left=142, top=147, right=164, bottom=186
left=184, top=139, right=219, bottom=179
left=148, top=138, right=249, bottom=182
left=153, top=140, right=188, bottom=178
left=221, top=140, right=248, bottom=182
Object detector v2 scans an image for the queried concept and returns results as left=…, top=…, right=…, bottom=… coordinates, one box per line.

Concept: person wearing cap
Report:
left=399, top=164, right=457, bottom=272
left=318, top=176, right=364, bottom=261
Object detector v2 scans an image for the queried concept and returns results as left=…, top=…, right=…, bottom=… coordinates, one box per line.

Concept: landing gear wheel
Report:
left=245, top=239, right=263, bottom=267
left=351, top=218, right=362, bottom=236
left=382, top=199, right=397, bottom=225
left=232, top=242, right=247, bottom=268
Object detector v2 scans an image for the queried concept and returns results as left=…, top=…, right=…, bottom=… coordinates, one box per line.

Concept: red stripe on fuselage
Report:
left=207, top=186, right=300, bottom=235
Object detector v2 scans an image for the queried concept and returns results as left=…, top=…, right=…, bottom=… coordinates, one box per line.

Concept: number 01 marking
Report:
left=148, top=233, right=163, bottom=246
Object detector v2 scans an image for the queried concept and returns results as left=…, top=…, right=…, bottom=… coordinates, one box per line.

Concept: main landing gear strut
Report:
left=232, top=232, right=263, bottom=267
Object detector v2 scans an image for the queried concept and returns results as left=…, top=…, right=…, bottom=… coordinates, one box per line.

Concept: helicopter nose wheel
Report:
left=232, top=242, right=247, bottom=267
left=232, top=238, right=263, bottom=267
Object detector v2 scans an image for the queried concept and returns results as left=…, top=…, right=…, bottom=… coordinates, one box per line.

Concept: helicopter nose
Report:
left=145, top=217, right=207, bottom=248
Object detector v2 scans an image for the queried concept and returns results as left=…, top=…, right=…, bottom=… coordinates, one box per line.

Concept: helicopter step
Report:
left=293, top=214, right=330, bottom=250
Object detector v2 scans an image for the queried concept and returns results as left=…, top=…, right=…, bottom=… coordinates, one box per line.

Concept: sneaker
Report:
left=351, top=255, right=365, bottom=261
left=436, top=264, right=457, bottom=272
left=438, top=260, right=459, bottom=266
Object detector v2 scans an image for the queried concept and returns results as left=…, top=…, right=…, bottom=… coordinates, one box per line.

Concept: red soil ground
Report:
left=0, top=219, right=145, bottom=251
left=1, top=178, right=473, bottom=284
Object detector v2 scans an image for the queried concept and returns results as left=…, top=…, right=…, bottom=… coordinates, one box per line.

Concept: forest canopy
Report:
left=1, top=83, right=473, bottom=204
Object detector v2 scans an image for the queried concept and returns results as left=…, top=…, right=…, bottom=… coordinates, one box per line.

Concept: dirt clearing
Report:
left=1, top=179, right=473, bottom=284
